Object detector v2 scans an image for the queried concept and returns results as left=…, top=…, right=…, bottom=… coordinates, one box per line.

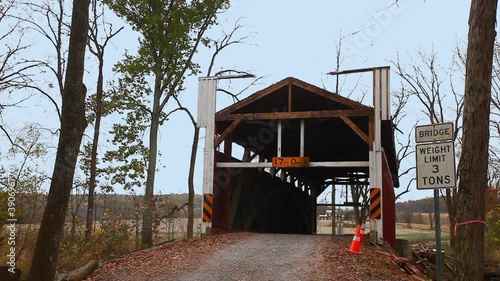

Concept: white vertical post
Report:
left=371, top=68, right=384, bottom=244
left=300, top=119, right=305, bottom=157
left=198, top=74, right=255, bottom=235
left=380, top=67, right=390, bottom=120
left=200, top=78, right=217, bottom=235
left=369, top=149, right=376, bottom=238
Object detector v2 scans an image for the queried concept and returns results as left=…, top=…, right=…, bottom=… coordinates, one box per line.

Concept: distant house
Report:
left=319, top=210, right=333, bottom=220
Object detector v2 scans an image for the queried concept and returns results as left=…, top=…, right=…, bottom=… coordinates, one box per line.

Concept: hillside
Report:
left=0, top=192, right=203, bottom=224
left=395, top=197, right=448, bottom=213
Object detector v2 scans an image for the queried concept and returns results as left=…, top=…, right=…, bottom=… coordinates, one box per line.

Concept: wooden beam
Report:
left=300, top=119, right=305, bottom=156
left=290, top=79, right=371, bottom=110
left=317, top=203, right=369, bottom=207
left=216, top=109, right=373, bottom=121
left=277, top=120, right=282, bottom=156
left=288, top=82, right=292, bottom=112
left=270, top=166, right=276, bottom=176
left=217, top=161, right=369, bottom=168
left=215, top=120, right=241, bottom=147
left=257, top=151, right=264, bottom=172
left=327, top=66, right=390, bottom=76
left=340, top=116, right=369, bottom=144
left=329, top=180, right=370, bottom=185
left=249, top=151, right=259, bottom=162
left=224, top=135, right=232, bottom=157
left=215, top=77, right=292, bottom=117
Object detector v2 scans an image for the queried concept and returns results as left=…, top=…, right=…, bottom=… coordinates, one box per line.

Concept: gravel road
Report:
left=87, top=232, right=410, bottom=281
left=156, top=233, right=326, bottom=281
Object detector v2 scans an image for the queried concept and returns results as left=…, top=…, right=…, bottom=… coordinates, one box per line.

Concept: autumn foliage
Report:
left=485, top=185, right=499, bottom=259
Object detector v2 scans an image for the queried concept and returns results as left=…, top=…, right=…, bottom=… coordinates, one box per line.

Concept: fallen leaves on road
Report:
left=314, top=236, right=426, bottom=281
left=86, top=233, right=251, bottom=281
left=87, top=233, right=428, bottom=281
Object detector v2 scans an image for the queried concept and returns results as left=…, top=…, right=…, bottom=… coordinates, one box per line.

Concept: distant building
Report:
left=319, top=210, right=333, bottom=220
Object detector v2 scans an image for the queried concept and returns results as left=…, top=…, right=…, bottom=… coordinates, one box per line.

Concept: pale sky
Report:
left=2, top=0, right=493, bottom=202
left=168, top=0, right=473, bottom=202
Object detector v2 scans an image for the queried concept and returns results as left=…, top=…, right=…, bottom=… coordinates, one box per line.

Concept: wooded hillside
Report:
left=0, top=193, right=203, bottom=224
left=395, top=197, right=448, bottom=214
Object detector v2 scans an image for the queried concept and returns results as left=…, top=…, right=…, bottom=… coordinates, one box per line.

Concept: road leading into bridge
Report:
left=155, top=233, right=325, bottom=281
left=88, top=232, right=410, bottom=281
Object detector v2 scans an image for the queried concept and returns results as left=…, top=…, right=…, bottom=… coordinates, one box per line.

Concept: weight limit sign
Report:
left=415, top=141, right=456, bottom=189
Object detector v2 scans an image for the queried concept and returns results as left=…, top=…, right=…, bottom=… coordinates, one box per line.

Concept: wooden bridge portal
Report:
left=197, top=67, right=399, bottom=249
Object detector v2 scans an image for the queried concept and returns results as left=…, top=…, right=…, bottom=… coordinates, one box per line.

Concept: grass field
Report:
left=395, top=223, right=450, bottom=244
left=317, top=221, right=451, bottom=245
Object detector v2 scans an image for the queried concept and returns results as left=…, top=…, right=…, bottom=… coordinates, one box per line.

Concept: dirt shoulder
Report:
left=86, top=233, right=413, bottom=281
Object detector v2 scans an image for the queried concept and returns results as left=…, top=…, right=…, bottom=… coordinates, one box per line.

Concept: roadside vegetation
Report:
left=0, top=0, right=498, bottom=280
left=0, top=192, right=200, bottom=275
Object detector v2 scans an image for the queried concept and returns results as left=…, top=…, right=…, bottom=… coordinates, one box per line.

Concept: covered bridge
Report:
left=197, top=67, right=399, bottom=249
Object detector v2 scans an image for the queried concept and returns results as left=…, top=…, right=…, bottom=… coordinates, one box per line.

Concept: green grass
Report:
left=396, top=230, right=450, bottom=244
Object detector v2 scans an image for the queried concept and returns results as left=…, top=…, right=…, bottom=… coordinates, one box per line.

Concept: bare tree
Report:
left=0, top=124, right=50, bottom=262
left=0, top=0, right=41, bottom=90
left=349, top=182, right=369, bottom=225
left=392, top=83, right=416, bottom=200
left=400, top=201, right=414, bottom=228
left=167, top=19, right=260, bottom=238
left=28, top=0, right=90, bottom=279
left=65, top=182, right=86, bottom=244
left=12, top=0, right=75, bottom=120
left=330, top=34, right=372, bottom=214
left=454, top=1, right=497, bottom=280
left=106, top=0, right=229, bottom=247
left=392, top=49, right=464, bottom=247
left=428, top=212, right=434, bottom=229
left=84, top=0, right=123, bottom=241
left=0, top=0, right=45, bottom=143
left=487, top=42, right=500, bottom=187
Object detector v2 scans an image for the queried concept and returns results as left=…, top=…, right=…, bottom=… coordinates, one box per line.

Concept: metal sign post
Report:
left=415, top=123, right=456, bottom=281
left=434, top=188, right=443, bottom=281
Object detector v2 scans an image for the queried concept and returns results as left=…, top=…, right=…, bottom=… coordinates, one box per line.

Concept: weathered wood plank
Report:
left=217, top=161, right=370, bottom=168
left=215, top=78, right=292, bottom=117
left=215, top=120, right=241, bottom=147
left=216, top=109, right=373, bottom=121
left=340, top=116, right=369, bottom=144
left=327, top=65, right=390, bottom=76
left=288, top=82, right=292, bottom=112
left=290, top=79, right=371, bottom=110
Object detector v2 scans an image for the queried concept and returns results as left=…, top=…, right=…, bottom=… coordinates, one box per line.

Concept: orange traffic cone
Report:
left=348, top=225, right=362, bottom=254
left=360, top=221, right=367, bottom=243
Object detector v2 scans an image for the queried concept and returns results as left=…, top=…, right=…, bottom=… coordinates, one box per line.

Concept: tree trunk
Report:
left=350, top=185, right=361, bottom=225
left=406, top=202, right=412, bottom=228
left=187, top=126, right=199, bottom=239
left=142, top=115, right=159, bottom=247
left=445, top=189, right=457, bottom=247
left=85, top=57, right=104, bottom=241
left=55, top=260, right=98, bottom=281
left=454, top=1, right=497, bottom=280
left=142, top=80, right=162, bottom=248
left=28, top=0, right=89, bottom=279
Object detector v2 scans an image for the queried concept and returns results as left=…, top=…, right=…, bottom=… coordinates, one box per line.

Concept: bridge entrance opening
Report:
left=198, top=67, right=399, bottom=248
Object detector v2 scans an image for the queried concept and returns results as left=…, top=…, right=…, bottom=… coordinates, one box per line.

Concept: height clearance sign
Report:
left=415, top=123, right=456, bottom=189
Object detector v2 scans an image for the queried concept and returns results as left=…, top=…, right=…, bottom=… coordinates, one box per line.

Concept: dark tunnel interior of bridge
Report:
left=209, top=77, right=398, bottom=235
